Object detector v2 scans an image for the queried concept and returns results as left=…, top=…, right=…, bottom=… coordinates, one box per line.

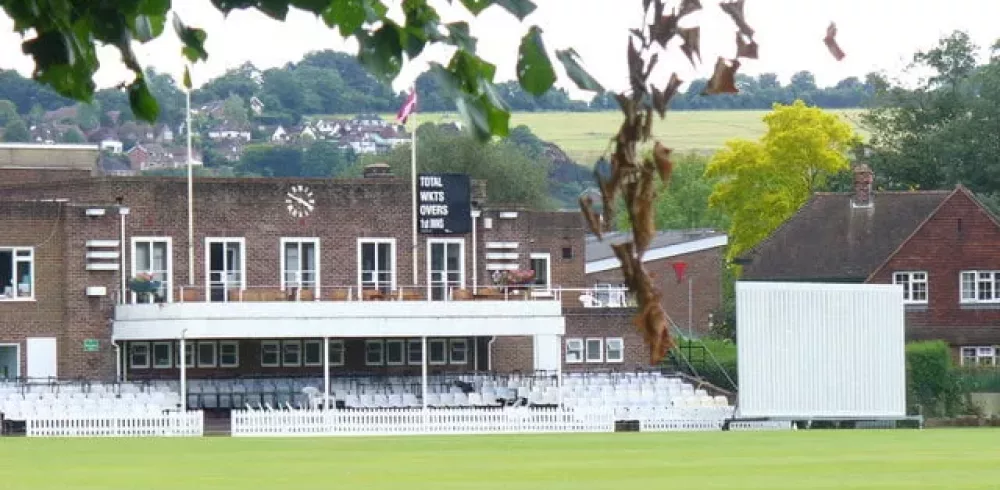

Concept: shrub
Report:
left=672, top=338, right=738, bottom=391
left=906, top=340, right=965, bottom=417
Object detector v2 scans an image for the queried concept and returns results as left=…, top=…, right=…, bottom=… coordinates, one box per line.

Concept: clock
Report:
left=285, top=184, right=315, bottom=218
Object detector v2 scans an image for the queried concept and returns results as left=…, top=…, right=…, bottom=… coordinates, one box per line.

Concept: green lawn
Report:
left=321, top=109, right=870, bottom=165
left=1, top=430, right=997, bottom=489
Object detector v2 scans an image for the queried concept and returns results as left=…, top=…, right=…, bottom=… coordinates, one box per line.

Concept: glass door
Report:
left=207, top=239, right=244, bottom=302
left=428, top=240, right=463, bottom=300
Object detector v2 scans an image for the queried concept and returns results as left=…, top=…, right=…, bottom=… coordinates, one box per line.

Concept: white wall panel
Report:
left=736, top=282, right=906, bottom=419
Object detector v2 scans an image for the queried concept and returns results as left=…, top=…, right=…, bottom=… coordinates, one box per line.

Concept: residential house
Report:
left=207, top=122, right=252, bottom=142
left=271, top=126, right=288, bottom=143
left=126, top=143, right=174, bottom=171
left=739, top=164, right=1000, bottom=364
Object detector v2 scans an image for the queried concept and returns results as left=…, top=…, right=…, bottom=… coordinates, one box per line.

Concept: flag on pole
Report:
left=396, top=88, right=418, bottom=124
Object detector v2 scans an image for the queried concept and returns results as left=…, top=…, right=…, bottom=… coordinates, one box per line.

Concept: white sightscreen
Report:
left=736, top=282, right=906, bottom=419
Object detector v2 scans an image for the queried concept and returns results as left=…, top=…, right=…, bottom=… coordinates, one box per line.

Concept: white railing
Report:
left=231, top=407, right=616, bottom=437
left=25, top=411, right=204, bottom=437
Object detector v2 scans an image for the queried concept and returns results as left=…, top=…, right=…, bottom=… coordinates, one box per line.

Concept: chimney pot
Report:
left=852, top=163, right=874, bottom=208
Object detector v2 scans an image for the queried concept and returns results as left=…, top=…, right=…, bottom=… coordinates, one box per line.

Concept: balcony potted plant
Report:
left=491, top=269, right=535, bottom=294
left=128, top=272, right=162, bottom=303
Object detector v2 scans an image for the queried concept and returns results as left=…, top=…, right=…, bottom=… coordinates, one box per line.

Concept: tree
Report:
left=302, top=141, right=355, bottom=177
left=365, top=123, right=552, bottom=209
left=618, top=153, right=729, bottom=232
left=237, top=145, right=303, bottom=177
left=75, top=102, right=100, bottom=131
left=61, top=127, right=86, bottom=143
left=0, top=100, right=17, bottom=126
left=706, top=100, right=859, bottom=263
left=3, top=118, right=30, bottom=142
left=222, top=94, right=249, bottom=127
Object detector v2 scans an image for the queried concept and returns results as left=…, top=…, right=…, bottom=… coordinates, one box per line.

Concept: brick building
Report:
left=585, top=230, right=728, bottom=337
left=740, top=164, right=1000, bottom=364
left=0, top=160, right=653, bottom=381
left=0, top=143, right=99, bottom=186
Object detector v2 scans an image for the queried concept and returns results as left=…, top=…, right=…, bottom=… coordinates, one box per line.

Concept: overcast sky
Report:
left=0, top=0, right=997, bottom=97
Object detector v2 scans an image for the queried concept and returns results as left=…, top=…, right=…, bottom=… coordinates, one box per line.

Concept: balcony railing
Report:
left=120, top=285, right=635, bottom=308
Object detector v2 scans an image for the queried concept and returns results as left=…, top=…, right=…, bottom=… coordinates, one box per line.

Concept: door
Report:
left=428, top=240, right=464, bottom=300
left=207, top=239, right=244, bottom=302
left=533, top=335, right=560, bottom=372
left=26, top=337, right=57, bottom=379
left=0, top=344, right=18, bottom=380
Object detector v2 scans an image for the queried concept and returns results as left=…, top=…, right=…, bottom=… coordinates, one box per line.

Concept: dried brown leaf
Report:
left=642, top=53, right=659, bottom=83
left=678, top=27, right=701, bottom=67
left=650, top=14, right=678, bottom=48
left=719, top=0, right=754, bottom=38
left=611, top=242, right=638, bottom=289
left=678, top=0, right=702, bottom=17
left=629, top=28, right=646, bottom=46
left=653, top=141, right=673, bottom=183
left=824, top=22, right=845, bottom=61
left=702, top=57, right=741, bottom=95
left=630, top=171, right=657, bottom=255
left=652, top=0, right=666, bottom=20
left=660, top=73, right=682, bottom=110
left=736, top=32, right=758, bottom=59
left=641, top=106, right=654, bottom=141
left=627, top=37, right=646, bottom=96
left=642, top=0, right=653, bottom=15
left=579, top=195, right=603, bottom=238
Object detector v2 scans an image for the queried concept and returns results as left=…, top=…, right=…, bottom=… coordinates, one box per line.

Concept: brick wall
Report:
left=587, top=247, right=724, bottom=335
left=562, top=307, right=649, bottom=371
left=0, top=168, right=92, bottom=186
left=868, top=189, right=1000, bottom=346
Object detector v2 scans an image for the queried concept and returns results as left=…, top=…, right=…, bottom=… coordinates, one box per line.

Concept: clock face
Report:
left=285, top=184, right=316, bottom=218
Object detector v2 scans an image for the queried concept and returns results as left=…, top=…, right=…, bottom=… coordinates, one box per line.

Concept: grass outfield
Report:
left=1, top=430, right=998, bottom=489
left=322, top=109, right=870, bottom=165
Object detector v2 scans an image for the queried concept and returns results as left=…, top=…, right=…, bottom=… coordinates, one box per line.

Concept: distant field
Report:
left=322, top=109, right=869, bottom=165
left=2, top=430, right=998, bottom=489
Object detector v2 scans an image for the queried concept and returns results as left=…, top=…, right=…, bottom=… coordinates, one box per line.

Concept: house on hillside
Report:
left=585, top=229, right=728, bottom=337
left=739, top=164, right=1000, bottom=365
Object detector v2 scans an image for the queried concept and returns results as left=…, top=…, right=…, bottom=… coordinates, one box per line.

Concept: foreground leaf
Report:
left=824, top=22, right=845, bottom=60
left=555, top=49, right=605, bottom=93
left=702, top=57, right=741, bottom=95
left=517, top=26, right=556, bottom=96
left=719, top=0, right=754, bottom=38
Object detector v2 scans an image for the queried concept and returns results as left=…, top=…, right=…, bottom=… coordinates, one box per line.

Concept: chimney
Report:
left=852, top=163, right=874, bottom=208
left=362, top=162, right=393, bottom=178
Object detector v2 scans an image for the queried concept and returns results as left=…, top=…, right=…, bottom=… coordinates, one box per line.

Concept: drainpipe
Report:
left=471, top=209, right=479, bottom=294
left=113, top=341, right=121, bottom=382
left=487, top=336, right=497, bottom=371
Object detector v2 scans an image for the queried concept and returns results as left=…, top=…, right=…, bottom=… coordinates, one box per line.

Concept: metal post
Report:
left=186, top=88, right=195, bottom=289
left=323, top=337, right=330, bottom=411
left=421, top=336, right=428, bottom=411
left=688, top=277, right=694, bottom=337
left=179, top=329, right=188, bottom=411
left=411, top=113, right=418, bottom=287
left=471, top=210, right=478, bottom=294
left=119, top=207, right=127, bottom=304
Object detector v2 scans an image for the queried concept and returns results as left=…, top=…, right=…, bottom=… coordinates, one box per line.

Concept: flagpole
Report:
left=411, top=102, right=418, bottom=287
left=186, top=82, right=194, bottom=289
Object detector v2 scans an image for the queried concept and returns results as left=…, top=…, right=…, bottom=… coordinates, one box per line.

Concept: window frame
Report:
left=328, top=339, right=345, bottom=367
left=449, top=339, right=468, bottom=365
left=281, top=340, right=302, bottom=367
left=892, top=271, right=928, bottom=304
left=428, top=339, right=448, bottom=365
left=218, top=341, right=240, bottom=368
left=960, top=346, right=997, bottom=366
left=528, top=252, right=552, bottom=295
left=357, top=238, right=396, bottom=293
left=426, top=238, right=465, bottom=300
left=204, top=237, right=246, bottom=303
left=365, top=339, right=384, bottom=366
left=280, top=237, right=321, bottom=294
left=0, top=247, right=35, bottom=301
left=152, top=341, right=173, bottom=369
left=605, top=337, right=624, bottom=364
left=565, top=338, right=583, bottom=364
left=303, top=339, right=323, bottom=367
left=585, top=338, right=604, bottom=363
left=129, top=342, right=151, bottom=369
left=960, top=270, right=1000, bottom=304
left=385, top=339, right=405, bottom=366
left=260, top=340, right=281, bottom=367
left=174, top=340, right=195, bottom=368
left=407, top=339, right=423, bottom=365
left=131, top=237, right=173, bottom=303
left=197, top=341, right=217, bottom=368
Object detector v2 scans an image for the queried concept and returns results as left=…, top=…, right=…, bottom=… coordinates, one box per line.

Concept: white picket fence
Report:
left=25, top=411, right=204, bottom=437
left=232, top=407, right=616, bottom=437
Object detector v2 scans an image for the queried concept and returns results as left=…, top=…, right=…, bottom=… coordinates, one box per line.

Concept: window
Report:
left=530, top=253, right=551, bottom=291
left=152, top=342, right=172, bottom=369
left=132, top=238, right=171, bottom=303
left=282, top=238, right=320, bottom=293
left=605, top=338, right=624, bottom=363
left=303, top=340, right=322, bottom=366
left=961, top=271, right=1000, bottom=303
left=129, top=342, right=150, bottom=369
left=328, top=340, right=345, bottom=366
left=893, top=271, right=928, bottom=304
left=562, top=247, right=573, bottom=260
left=281, top=340, right=302, bottom=366
left=428, top=239, right=464, bottom=300
left=429, top=339, right=447, bottom=365
left=261, top=341, right=280, bottom=367
left=0, top=247, right=33, bottom=300
left=197, top=342, right=217, bottom=368
left=585, top=338, right=604, bottom=363
left=407, top=339, right=423, bottom=365
left=565, top=338, right=583, bottom=364
left=385, top=339, right=405, bottom=366
left=174, top=341, right=195, bottom=368
left=206, top=238, right=244, bottom=303
left=359, top=239, right=395, bottom=293
left=219, top=341, right=239, bottom=368
left=365, top=340, right=384, bottom=366
left=450, top=339, right=468, bottom=364
left=961, top=346, right=997, bottom=366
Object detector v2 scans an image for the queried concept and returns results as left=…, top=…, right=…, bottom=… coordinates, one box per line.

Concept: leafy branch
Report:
left=580, top=0, right=845, bottom=365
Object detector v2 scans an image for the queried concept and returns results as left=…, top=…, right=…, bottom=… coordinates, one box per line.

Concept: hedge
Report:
left=906, top=340, right=965, bottom=417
